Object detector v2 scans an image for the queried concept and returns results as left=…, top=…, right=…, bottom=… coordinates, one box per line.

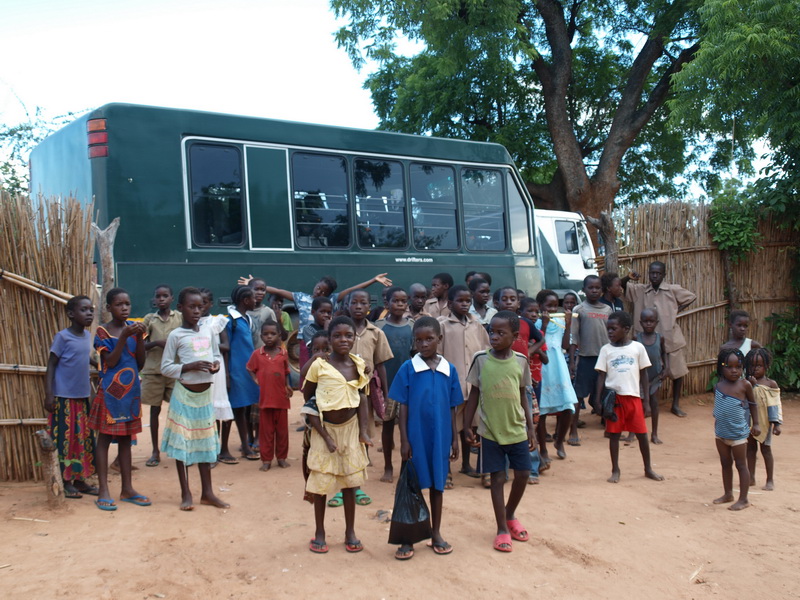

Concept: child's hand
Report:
left=360, top=432, right=373, bottom=447
left=569, top=363, right=577, bottom=379
left=185, top=361, right=213, bottom=372
left=237, top=274, right=254, bottom=286
left=527, top=428, right=536, bottom=451
left=209, top=361, right=220, bottom=374
left=540, top=310, right=550, bottom=329
left=121, top=323, right=139, bottom=338
left=450, top=439, right=459, bottom=461
left=401, top=440, right=412, bottom=461
left=629, top=271, right=640, bottom=281
left=464, top=428, right=479, bottom=447
left=44, top=396, right=55, bottom=414
left=363, top=364, right=372, bottom=376
left=533, top=414, right=540, bottom=425
left=285, top=385, right=293, bottom=399
left=774, top=425, right=781, bottom=436
left=324, top=436, right=338, bottom=453
left=747, top=376, right=758, bottom=386
left=751, top=424, right=761, bottom=438
left=374, top=273, right=393, bottom=287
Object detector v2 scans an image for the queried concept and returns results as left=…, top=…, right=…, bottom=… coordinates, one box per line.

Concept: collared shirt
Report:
left=141, top=310, right=183, bottom=374
left=437, top=313, right=490, bottom=397
left=625, top=282, right=696, bottom=352
left=410, top=352, right=451, bottom=376
left=353, top=320, right=394, bottom=371
left=303, top=353, right=369, bottom=415
left=424, top=297, right=450, bottom=319
left=469, top=303, right=498, bottom=325
left=246, top=346, right=290, bottom=409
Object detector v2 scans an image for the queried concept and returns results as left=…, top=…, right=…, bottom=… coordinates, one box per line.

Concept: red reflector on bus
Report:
left=89, top=145, right=109, bottom=158
left=87, top=119, right=107, bottom=132
left=88, top=132, right=108, bottom=145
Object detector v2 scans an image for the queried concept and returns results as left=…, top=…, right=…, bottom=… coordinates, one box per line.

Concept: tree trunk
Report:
left=586, top=211, right=619, bottom=274
left=720, top=249, right=740, bottom=309
left=92, top=218, right=120, bottom=322
left=33, top=430, right=65, bottom=510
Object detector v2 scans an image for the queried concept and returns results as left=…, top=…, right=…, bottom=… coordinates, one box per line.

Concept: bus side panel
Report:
left=246, top=147, right=292, bottom=250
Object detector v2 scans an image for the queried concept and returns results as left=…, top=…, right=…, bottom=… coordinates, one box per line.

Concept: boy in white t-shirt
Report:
left=595, top=312, right=664, bottom=485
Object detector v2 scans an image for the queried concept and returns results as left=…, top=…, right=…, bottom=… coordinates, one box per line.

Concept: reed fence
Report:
left=0, top=191, right=94, bottom=481
left=614, top=202, right=798, bottom=396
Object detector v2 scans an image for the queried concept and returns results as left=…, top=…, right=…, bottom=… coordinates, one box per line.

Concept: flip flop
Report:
left=309, top=539, right=329, bottom=554
left=145, top=457, right=160, bottom=467
left=218, top=455, right=239, bottom=465
left=527, top=476, right=539, bottom=485
left=355, top=489, right=372, bottom=505
left=74, top=483, right=99, bottom=496
left=121, top=494, right=152, bottom=506
left=95, top=498, right=117, bottom=511
left=482, top=474, right=492, bottom=488
left=493, top=533, right=512, bottom=552
left=327, top=492, right=343, bottom=508
left=567, top=437, right=581, bottom=446
left=345, top=540, right=364, bottom=553
left=395, top=545, right=414, bottom=560
left=445, top=474, right=454, bottom=490
left=64, top=483, right=82, bottom=499
left=426, top=540, right=453, bottom=555
left=459, top=468, right=481, bottom=479
left=507, top=519, right=529, bottom=542
left=243, top=452, right=260, bottom=461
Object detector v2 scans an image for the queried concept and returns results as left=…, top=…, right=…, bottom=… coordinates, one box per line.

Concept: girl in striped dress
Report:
left=713, top=347, right=760, bottom=511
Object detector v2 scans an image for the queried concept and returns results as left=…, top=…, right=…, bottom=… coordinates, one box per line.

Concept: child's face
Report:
left=721, top=353, right=743, bottom=382
left=347, top=292, right=370, bottom=321
left=489, top=317, right=517, bottom=352
left=606, top=319, right=629, bottom=344
left=313, top=303, right=333, bottom=327
left=584, top=279, right=602, bottom=303
left=608, top=277, right=623, bottom=298
left=200, top=293, right=213, bottom=316
left=731, top=316, right=749, bottom=340
left=329, top=323, right=355, bottom=355
left=472, top=282, right=491, bottom=307
left=749, top=354, right=767, bottom=379
left=313, top=281, right=331, bottom=298
left=68, top=298, right=95, bottom=328
left=414, top=326, right=441, bottom=359
left=311, top=337, right=330, bottom=356
left=388, top=291, right=408, bottom=318
left=640, top=312, right=658, bottom=334
left=497, top=288, right=518, bottom=312
left=251, top=281, right=267, bottom=305
left=107, top=293, right=131, bottom=321
left=449, top=290, right=472, bottom=317
left=410, top=287, right=427, bottom=311
left=541, top=294, right=559, bottom=313
left=241, top=293, right=256, bottom=312
left=563, top=295, right=578, bottom=312
left=431, top=278, right=448, bottom=299
left=522, top=302, right=538, bottom=322
left=260, top=325, right=281, bottom=348
left=179, top=293, right=204, bottom=328
left=648, top=264, right=665, bottom=287
left=270, top=296, right=283, bottom=311
left=153, top=287, right=173, bottom=311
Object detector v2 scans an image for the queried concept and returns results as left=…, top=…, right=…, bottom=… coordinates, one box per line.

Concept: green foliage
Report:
left=707, top=179, right=762, bottom=262
left=766, top=309, right=800, bottom=391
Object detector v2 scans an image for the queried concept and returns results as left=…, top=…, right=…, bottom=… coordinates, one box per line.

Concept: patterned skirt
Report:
left=160, top=383, right=220, bottom=466
left=305, top=416, right=368, bottom=496
left=49, top=397, right=96, bottom=482
left=88, top=387, right=143, bottom=436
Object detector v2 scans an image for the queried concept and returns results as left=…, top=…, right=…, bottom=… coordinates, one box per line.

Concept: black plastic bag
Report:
left=388, top=461, right=432, bottom=545
left=601, top=389, right=618, bottom=422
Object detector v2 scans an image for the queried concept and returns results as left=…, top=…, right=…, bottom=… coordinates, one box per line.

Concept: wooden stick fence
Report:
left=0, top=191, right=95, bottom=481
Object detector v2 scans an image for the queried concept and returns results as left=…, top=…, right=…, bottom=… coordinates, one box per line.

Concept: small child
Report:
left=45, top=295, right=97, bottom=499
left=270, top=294, right=294, bottom=339
left=302, top=296, right=333, bottom=351
left=303, top=316, right=373, bottom=554
left=562, top=292, right=579, bottom=315
left=723, top=309, right=762, bottom=356
left=424, top=272, right=453, bottom=318
left=247, top=278, right=278, bottom=347
left=595, top=311, right=664, bottom=484
left=744, top=348, right=782, bottom=491
left=247, top=320, right=293, bottom=471
left=389, top=316, right=464, bottom=559
left=88, top=287, right=150, bottom=510
left=140, top=284, right=183, bottom=468
left=405, top=283, right=430, bottom=321
left=160, top=287, right=229, bottom=511
left=299, top=330, right=332, bottom=502
left=198, top=288, right=233, bottom=423
left=468, top=277, right=497, bottom=325
left=376, top=287, right=414, bottom=483
left=520, top=297, right=548, bottom=483
left=712, top=347, right=759, bottom=510
left=463, top=311, right=535, bottom=553
left=635, top=308, right=668, bottom=444
left=599, top=273, right=625, bottom=312
left=438, top=284, right=490, bottom=483
left=569, top=275, right=612, bottom=445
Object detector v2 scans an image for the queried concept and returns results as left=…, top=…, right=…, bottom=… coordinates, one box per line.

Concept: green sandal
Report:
left=327, top=492, right=343, bottom=508
left=355, top=489, right=372, bottom=505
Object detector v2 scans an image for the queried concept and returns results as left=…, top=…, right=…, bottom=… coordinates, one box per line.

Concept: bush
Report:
left=766, top=308, right=800, bottom=391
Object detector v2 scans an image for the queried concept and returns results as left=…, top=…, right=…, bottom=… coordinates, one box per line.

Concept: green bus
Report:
left=31, top=103, right=561, bottom=314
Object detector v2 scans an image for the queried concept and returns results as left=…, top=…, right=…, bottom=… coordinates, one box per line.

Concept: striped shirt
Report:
left=713, top=386, right=750, bottom=440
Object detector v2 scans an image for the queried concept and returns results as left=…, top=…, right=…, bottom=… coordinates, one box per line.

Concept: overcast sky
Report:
left=0, top=0, right=380, bottom=129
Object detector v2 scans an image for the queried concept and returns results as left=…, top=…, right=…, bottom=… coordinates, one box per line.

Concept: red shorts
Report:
left=605, top=394, right=647, bottom=434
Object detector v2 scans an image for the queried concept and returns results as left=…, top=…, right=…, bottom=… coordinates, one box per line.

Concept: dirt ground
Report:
left=1, top=392, right=798, bottom=600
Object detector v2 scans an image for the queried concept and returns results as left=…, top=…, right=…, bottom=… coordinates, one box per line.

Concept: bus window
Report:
left=507, top=172, right=531, bottom=254
left=188, top=143, right=244, bottom=247
left=462, top=168, right=505, bottom=251
left=354, top=159, right=407, bottom=249
left=292, top=153, right=350, bottom=248
left=410, top=163, right=458, bottom=251
left=555, top=220, right=579, bottom=254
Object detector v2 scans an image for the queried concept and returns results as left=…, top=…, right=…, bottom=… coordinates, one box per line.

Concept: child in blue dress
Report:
left=389, top=316, right=463, bottom=559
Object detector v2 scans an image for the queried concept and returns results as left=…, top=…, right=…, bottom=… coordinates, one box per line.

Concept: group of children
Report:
left=43, top=262, right=783, bottom=556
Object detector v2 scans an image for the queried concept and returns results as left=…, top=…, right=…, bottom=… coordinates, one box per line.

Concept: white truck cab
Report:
left=535, top=209, right=598, bottom=299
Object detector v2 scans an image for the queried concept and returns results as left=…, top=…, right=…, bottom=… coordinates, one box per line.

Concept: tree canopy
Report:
left=332, top=0, right=703, bottom=266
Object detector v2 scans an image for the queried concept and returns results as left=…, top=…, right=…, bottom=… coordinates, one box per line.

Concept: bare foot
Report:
left=200, top=494, right=230, bottom=509
left=259, top=462, right=271, bottom=472
left=645, top=469, right=664, bottom=481
left=380, top=469, right=393, bottom=483
left=180, top=495, right=194, bottom=511
left=650, top=434, right=663, bottom=445
left=713, top=494, right=734, bottom=504
left=762, top=481, right=775, bottom=491
left=671, top=406, right=687, bottom=417
left=749, top=477, right=756, bottom=487
left=277, top=459, right=290, bottom=468
left=729, top=499, right=751, bottom=511
left=622, top=433, right=635, bottom=444
left=607, top=470, right=620, bottom=483
left=303, top=491, right=314, bottom=504
left=554, top=442, right=566, bottom=459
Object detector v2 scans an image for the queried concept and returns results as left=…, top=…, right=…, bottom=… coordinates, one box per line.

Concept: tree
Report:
left=331, top=0, right=702, bottom=271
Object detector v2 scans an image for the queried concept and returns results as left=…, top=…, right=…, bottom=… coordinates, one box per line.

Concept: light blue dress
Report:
left=536, top=318, right=577, bottom=415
